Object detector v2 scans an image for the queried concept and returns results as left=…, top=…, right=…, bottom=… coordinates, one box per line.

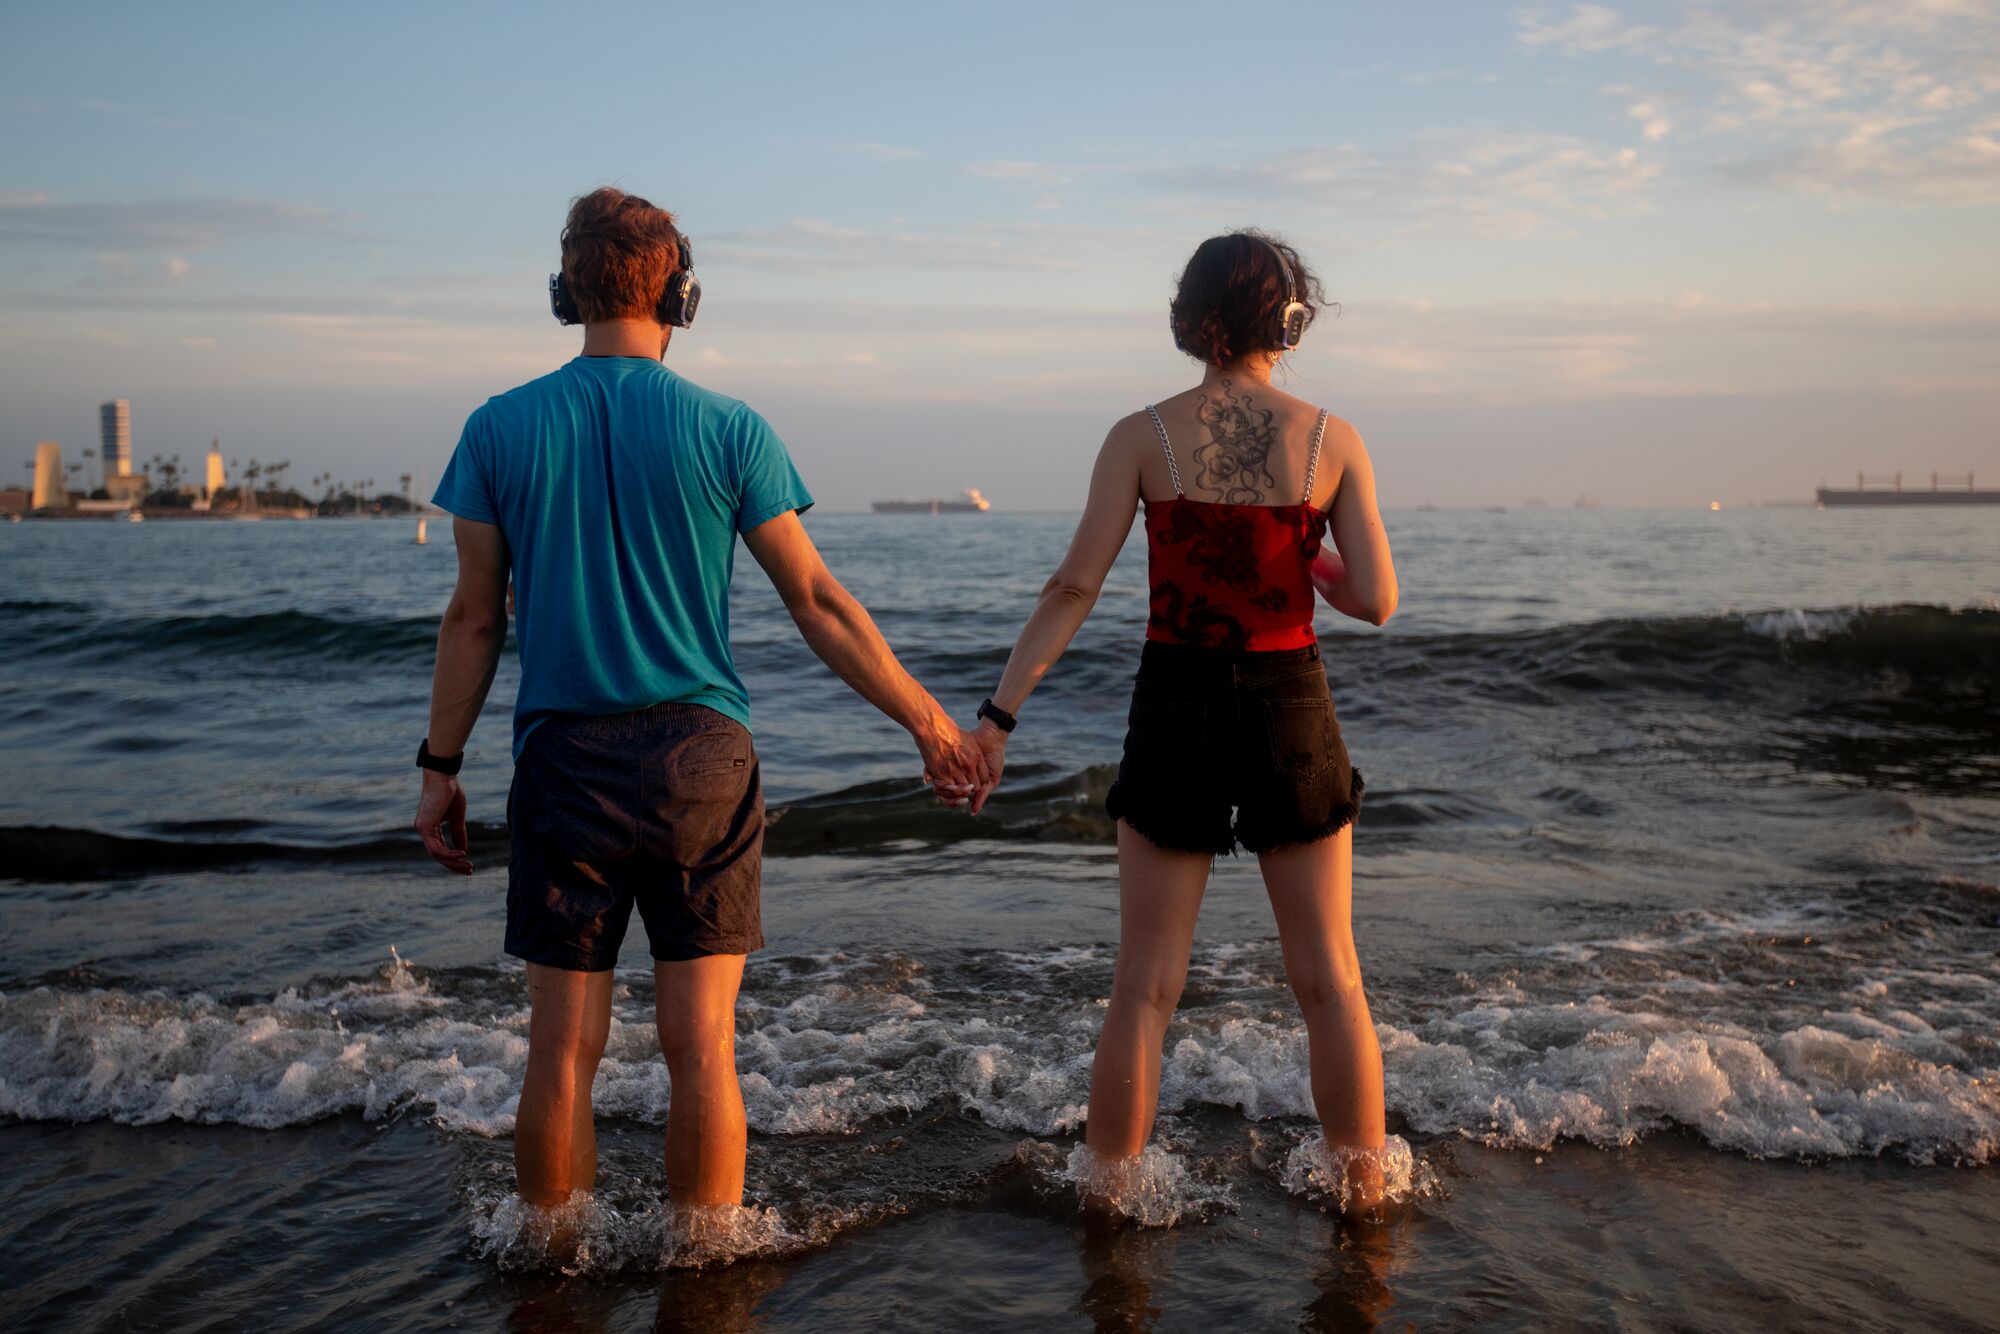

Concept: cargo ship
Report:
left=872, top=488, right=992, bottom=515
left=1816, top=472, right=1999, bottom=506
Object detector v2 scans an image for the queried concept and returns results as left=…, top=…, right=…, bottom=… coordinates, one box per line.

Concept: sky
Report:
left=3, top=0, right=1998, bottom=510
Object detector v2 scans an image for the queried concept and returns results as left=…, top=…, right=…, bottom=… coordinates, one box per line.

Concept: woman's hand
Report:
left=967, top=718, right=1008, bottom=815
left=1310, top=547, right=1347, bottom=607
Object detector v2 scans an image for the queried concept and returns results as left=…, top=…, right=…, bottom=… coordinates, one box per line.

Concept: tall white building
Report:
left=100, top=399, right=131, bottom=477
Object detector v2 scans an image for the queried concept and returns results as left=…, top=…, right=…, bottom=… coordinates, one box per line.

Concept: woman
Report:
left=965, top=231, right=1399, bottom=1211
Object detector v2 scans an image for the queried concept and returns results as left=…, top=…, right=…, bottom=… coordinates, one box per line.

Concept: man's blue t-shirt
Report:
left=431, top=356, right=813, bottom=756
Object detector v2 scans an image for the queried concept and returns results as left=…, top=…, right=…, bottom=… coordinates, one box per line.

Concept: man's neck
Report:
left=580, top=319, right=669, bottom=359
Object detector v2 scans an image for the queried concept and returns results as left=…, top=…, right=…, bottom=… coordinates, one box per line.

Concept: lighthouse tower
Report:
left=32, top=441, right=68, bottom=509
left=205, top=439, right=227, bottom=499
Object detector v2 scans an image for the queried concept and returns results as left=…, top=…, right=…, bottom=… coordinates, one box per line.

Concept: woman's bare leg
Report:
left=1258, top=828, right=1387, bottom=1203
left=1083, top=822, right=1212, bottom=1164
left=654, top=953, right=749, bottom=1207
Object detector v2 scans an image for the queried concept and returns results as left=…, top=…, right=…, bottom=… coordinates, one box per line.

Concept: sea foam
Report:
left=1279, top=1134, right=1436, bottom=1213
left=469, top=1191, right=811, bottom=1274
left=4, top=921, right=1995, bottom=1166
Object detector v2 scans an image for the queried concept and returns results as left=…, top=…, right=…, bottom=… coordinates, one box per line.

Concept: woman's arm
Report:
left=970, top=427, right=1141, bottom=809
left=1322, top=426, right=1398, bottom=626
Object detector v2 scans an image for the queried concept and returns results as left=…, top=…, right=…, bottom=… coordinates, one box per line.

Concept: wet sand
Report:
left=7, top=1116, right=1995, bottom=1332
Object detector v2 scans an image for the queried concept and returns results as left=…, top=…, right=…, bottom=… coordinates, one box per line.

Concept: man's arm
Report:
left=741, top=510, right=984, bottom=797
left=414, top=516, right=510, bottom=873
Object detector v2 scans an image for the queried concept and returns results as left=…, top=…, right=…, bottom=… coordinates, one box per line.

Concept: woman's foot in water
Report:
left=1281, top=1134, right=1427, bottom=1215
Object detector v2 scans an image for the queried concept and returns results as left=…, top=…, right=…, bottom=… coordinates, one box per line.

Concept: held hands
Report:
left=914, top=711, right=992, bottom=810
left=966, top=718, right=1007, bottom=816
left=917, top=709, right=1009, bottom=815
left=413, top=770, right=473, bottom=875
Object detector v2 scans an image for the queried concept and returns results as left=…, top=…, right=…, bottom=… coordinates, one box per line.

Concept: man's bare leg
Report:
left=516, top=963, right=615, bottom=1205
left=655, top=953, right=749, bottom=1206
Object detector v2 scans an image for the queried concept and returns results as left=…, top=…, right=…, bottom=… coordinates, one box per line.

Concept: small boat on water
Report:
left=872, top=488, right=991, bottom=515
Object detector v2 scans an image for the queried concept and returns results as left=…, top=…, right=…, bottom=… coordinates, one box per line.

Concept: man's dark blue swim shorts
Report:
left=505, top=701, right=764, bottom=971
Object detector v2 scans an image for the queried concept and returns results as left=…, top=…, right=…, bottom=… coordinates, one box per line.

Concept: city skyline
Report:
left=4, top=1, right=1999, bottom=510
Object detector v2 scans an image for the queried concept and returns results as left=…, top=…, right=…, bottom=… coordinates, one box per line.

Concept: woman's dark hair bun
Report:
left=1169, top=231, right=1328, bottom=366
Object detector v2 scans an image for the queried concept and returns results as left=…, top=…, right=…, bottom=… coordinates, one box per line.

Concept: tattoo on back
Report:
left=1191, top=380, right=1279, bottom=504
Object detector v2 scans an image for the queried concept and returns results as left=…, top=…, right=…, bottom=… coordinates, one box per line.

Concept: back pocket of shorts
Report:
left=1263, top=697, right=1335, bottom=782
left=675, top=730, right=753, bottom=780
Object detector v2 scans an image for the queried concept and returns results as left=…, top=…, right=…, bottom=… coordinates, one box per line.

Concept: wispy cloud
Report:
left=78, top=252, right=193, bottom=289
left=1314, top=294, right=2000, bottom=401
left=842, top=142, right=920, bottom=162
left=0, top=194, right=344, bottom=251
left=965, top=160, right=1075, bottom=185
left=1517, top=1, right=2000, bottom=203
left=703, top=217, right=1156, bottom=273
left=0, top=95, right=197, bottom=131
left=1139, top=130, right=1660, bottom=239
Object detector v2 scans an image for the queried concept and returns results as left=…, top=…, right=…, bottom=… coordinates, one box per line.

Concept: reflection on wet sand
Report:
left=653, top=1263, right=786, bottom=1334
left=1072, top=1215, right=1172, bottom=1334
left=501, top=1261, right=786, bottom=1334
left=1070, top=1209, right=1404, bottom=1334
left=1301, top=1219, right=1401, bottom=1334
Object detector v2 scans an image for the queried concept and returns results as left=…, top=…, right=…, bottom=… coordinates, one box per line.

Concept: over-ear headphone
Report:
left=1254, top=235, right=1308, bottom=351
left=549, top=233, right=702, bottom=328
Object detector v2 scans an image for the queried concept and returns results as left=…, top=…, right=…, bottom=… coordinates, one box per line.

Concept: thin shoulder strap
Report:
left=1145, top=404, right=1185, bottom=497
left=1302, top=410, right=1330, bottom=506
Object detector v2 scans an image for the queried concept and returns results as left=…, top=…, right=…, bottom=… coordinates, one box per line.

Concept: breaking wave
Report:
left=6, top=598, right=1993, bottom=697
left=5, top=890, right=1995, bottom=1166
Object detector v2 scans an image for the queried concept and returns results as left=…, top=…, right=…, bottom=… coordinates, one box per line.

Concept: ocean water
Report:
left=2, top=507, right=1997, bottom=1332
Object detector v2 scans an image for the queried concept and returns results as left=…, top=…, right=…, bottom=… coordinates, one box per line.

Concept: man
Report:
left=413, top=186, right=984, bottom=1215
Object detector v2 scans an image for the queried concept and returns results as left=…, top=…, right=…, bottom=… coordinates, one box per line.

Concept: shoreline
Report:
left=4, top=509, right=433, bottom=522
left=4, top=1113, right=1992, bottom=1331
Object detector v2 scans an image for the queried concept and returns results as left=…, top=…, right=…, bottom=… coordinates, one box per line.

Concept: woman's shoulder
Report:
left=1103, top=407, right=1165, bottom=454
left=1281, top=395, right=1362, bottom=450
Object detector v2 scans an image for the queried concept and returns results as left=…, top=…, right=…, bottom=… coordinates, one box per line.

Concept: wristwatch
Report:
left=976, top=698, right=1018, bottom=733
left=416, top=738, right=464, bottom=776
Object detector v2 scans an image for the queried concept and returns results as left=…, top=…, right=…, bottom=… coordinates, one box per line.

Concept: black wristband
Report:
left=976, top=698, right=1017, bottom=734
left=416, top=738, right=464, bottom=776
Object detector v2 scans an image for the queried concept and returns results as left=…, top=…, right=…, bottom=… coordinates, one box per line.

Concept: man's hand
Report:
left=414, top=770, right=473, bottom=874
left=914, top=711, right=988, bottom=808
left=967, top=718, right=1007, bottom=816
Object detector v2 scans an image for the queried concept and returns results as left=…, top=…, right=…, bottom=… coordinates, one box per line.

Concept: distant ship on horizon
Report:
left=872, top=488, right=992, bottom=515
left=1816, top=471, right=1998, bottom=506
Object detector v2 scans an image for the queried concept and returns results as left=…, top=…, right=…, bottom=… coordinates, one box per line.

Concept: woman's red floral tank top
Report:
left=1141, top=402, right=1330, bottom=653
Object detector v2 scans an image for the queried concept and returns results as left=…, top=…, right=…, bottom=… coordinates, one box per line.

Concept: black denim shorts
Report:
left=506, top=702, right=764, bottom=971
left=1105, top=641, right=1363, bottom=856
